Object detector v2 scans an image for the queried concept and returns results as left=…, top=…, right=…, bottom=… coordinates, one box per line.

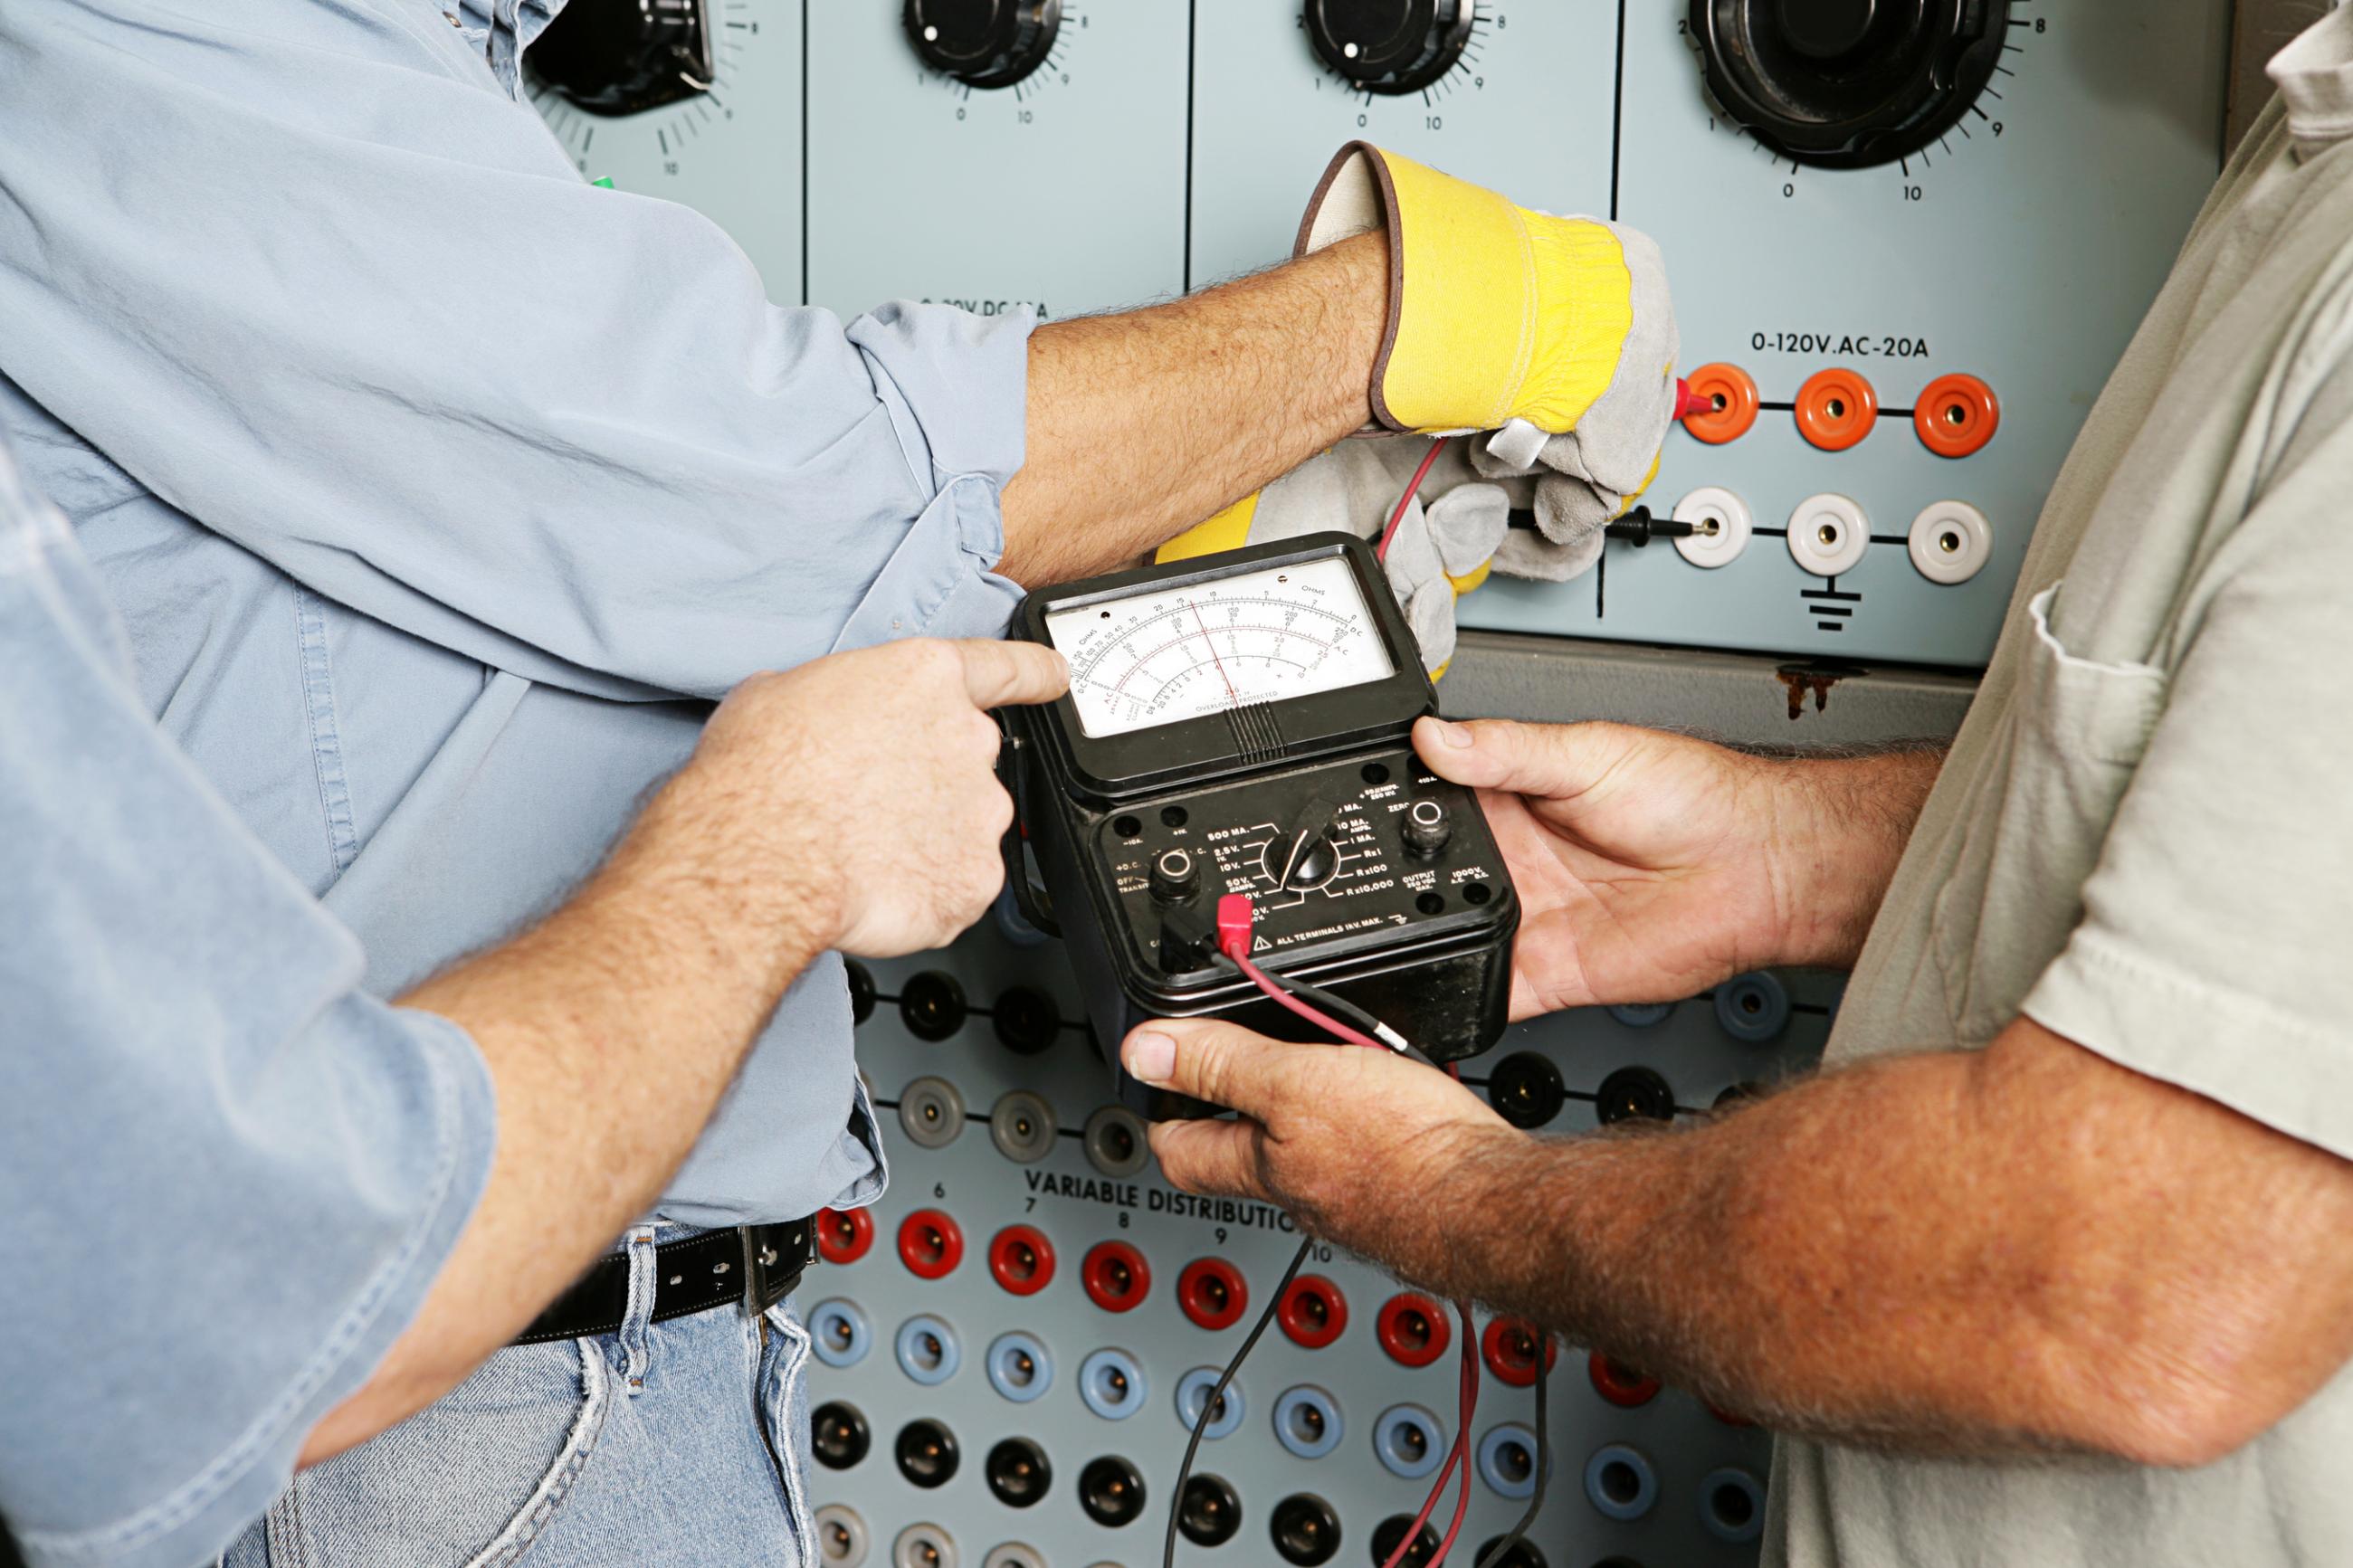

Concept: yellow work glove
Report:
left=1298, top=143, right=1681, bottom=524
left=1158, top=440, right=1513, bottom=680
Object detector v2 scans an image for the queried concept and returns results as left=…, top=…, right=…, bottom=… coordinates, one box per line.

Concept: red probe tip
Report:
left=1215, top=893, right=1254, bottom=960
left=1674, top=375, right=1718, bottom=423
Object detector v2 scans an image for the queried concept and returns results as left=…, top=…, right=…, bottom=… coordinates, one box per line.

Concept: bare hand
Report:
left=1414, top=716, right=1805, bottom=1018
left=1121, top=1019, right=1510, bottom=1275
left=682, top=638, right=1068, bottom=958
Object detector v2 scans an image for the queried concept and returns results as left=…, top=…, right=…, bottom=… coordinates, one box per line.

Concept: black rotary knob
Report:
left=1150, top=846, right=1201, bottom=904
left=1689, top=0, right=2011, bottom=169
left=1268, top=800, right=1342, bottom=891
left=1268, top=831, right=1339, bottom=891
left=530, top=0, right=714, bottom=117
left=1402, top=798, right=1452, bottom=860
left=1304, top=0, right=1473, bottom=96
left=904, top=0, right=1062, bottom=90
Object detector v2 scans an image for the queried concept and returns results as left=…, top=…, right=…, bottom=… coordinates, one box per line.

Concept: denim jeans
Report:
left=226, top=1228, right=813, bottom=1567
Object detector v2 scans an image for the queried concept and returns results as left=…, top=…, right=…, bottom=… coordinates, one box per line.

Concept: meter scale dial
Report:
left=1044, top=556, right=1394, bottom=739
left=1305, top=0, right=1496, bottom=107
left=527, top=0, right=771, bottom=176
left=1691, top=0, right=2034, bottom=178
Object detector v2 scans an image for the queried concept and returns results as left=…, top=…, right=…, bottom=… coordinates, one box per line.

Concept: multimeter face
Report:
left=1043, top=555, right=1396, bottom=738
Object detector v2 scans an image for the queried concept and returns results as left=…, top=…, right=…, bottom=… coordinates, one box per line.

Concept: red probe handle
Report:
left=1673, top=375, right=1718, bottom=423
left=1215, top=893, right=1254, bottom=959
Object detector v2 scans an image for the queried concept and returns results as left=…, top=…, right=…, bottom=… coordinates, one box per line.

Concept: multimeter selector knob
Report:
left=1150, top=847, right=1201, bottom=904
left=1266, top=801, right=1345, bottom=891
left=904, top=0, right=1062, bottom=89
left=530, top=0, right=714, bottom=117
left=1403, top=799, right=1453, bottom=859
left=1271, top=832, right=1340, bottom=891
left=1688, top=0, right=2011, bottom=169
left=1305, top=0, right=1474, bottom=96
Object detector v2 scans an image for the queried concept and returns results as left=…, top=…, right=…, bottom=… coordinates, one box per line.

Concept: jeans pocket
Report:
left=258, top=1337, right=613, bottom=1568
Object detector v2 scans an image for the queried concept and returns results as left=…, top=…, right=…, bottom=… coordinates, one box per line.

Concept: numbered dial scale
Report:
left=1006, top=535, right=1519, bottom=1118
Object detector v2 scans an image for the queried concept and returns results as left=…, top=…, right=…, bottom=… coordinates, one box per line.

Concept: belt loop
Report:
left=618, top=1224, right=659, bottom=1396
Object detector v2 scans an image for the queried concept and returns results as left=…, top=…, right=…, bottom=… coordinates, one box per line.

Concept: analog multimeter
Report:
left=1002, top=532, right=1519, bottom=1119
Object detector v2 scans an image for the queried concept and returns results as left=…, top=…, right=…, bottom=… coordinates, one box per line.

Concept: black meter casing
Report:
left=1003, top=534, right=1518, bottom=1119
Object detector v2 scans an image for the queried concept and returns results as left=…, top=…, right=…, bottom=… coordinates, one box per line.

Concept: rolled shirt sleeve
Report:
left=0, top=452, right=497, bottom=1568
left=2020, top=369, right=2353, bottom=1165
left=0, top=0, right=1030, bottom=703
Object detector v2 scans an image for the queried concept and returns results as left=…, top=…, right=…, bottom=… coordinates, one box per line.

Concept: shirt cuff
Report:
left=830, top=300, right=1034, bottom=651
left=2022, top=924, right=2353, bottom=1164
left=816, top=1074, right=891, bottom=1214
left=849, top=299, right=1034, bottom=499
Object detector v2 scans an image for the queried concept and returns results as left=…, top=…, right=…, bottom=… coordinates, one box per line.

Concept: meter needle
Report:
left=1190, top=602, right=1242, bottom=709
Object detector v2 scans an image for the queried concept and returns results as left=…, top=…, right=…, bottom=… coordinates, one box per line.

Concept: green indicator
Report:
left=590, top=176, right=614, bottom=189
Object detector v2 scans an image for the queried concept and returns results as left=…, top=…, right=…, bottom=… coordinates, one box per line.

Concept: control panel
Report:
left=511, top=8, right=2240, bottom=1563
left=811, top=917, right=1834, bottom=1568
left=1493, top=0, right=2229, bottom=665
left=529, top=0, right=2230, bottom=669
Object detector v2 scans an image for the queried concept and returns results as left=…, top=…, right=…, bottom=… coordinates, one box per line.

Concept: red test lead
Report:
left=1215, top=892, right=1255, bottom=961
left=1219, top=891, right=1387, bottom=1052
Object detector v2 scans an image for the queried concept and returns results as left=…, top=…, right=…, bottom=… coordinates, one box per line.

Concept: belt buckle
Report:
left=738, top=1221, right=811, bottom=1318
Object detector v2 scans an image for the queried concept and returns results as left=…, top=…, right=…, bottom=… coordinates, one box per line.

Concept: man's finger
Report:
left=1148, top=1117, right=1273, bottom=1202
left=1122, top=1017, right=1312, bottom=1120
left=956, top=639, right=1070, bottom=708
left=1413, top=713, right=1633, bottom=801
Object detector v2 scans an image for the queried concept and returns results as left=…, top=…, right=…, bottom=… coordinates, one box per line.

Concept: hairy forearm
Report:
left=996, top=232, right=1386, bottom=584
left=1421, top=1050, right=2059, bottom=1457
left=1401, top=1021, right=2353, bottom=1465
left=300, top=772, right=827, bottom=1461
left=1767, top=745, right=1945, bottom=969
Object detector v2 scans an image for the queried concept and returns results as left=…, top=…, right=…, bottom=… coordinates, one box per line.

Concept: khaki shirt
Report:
left=1772, top=13, right=2353, bottom=1565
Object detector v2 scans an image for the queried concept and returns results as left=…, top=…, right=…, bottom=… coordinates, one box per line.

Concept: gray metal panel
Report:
left=528, top=0, right=805, bottom=303
left=1442, top=632, right=1979, bottom=749
left=1459, top=0, right=2233, bottom=667
left=813, top=924, right=1825, bottom=1568
left=1187, top=2, right=1619, bottom=290
left=805, top=4, right=1191, bottom=321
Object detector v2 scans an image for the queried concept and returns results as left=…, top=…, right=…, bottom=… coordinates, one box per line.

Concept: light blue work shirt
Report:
left=0, top=2, right=1034, bottom=1227
left=0, top=439, right=498, bottom=1568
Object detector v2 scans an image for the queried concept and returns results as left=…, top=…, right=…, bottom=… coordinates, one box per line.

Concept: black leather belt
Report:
left=513, top=1218, right=818, bottom=1346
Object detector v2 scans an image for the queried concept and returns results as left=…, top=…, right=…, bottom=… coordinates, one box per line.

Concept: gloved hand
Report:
left=1157, top=439, right=1514, bottom=679
left=1156, top=146, right=1683, bottom=670
left=1296, top=140, right=1682, bottom=540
